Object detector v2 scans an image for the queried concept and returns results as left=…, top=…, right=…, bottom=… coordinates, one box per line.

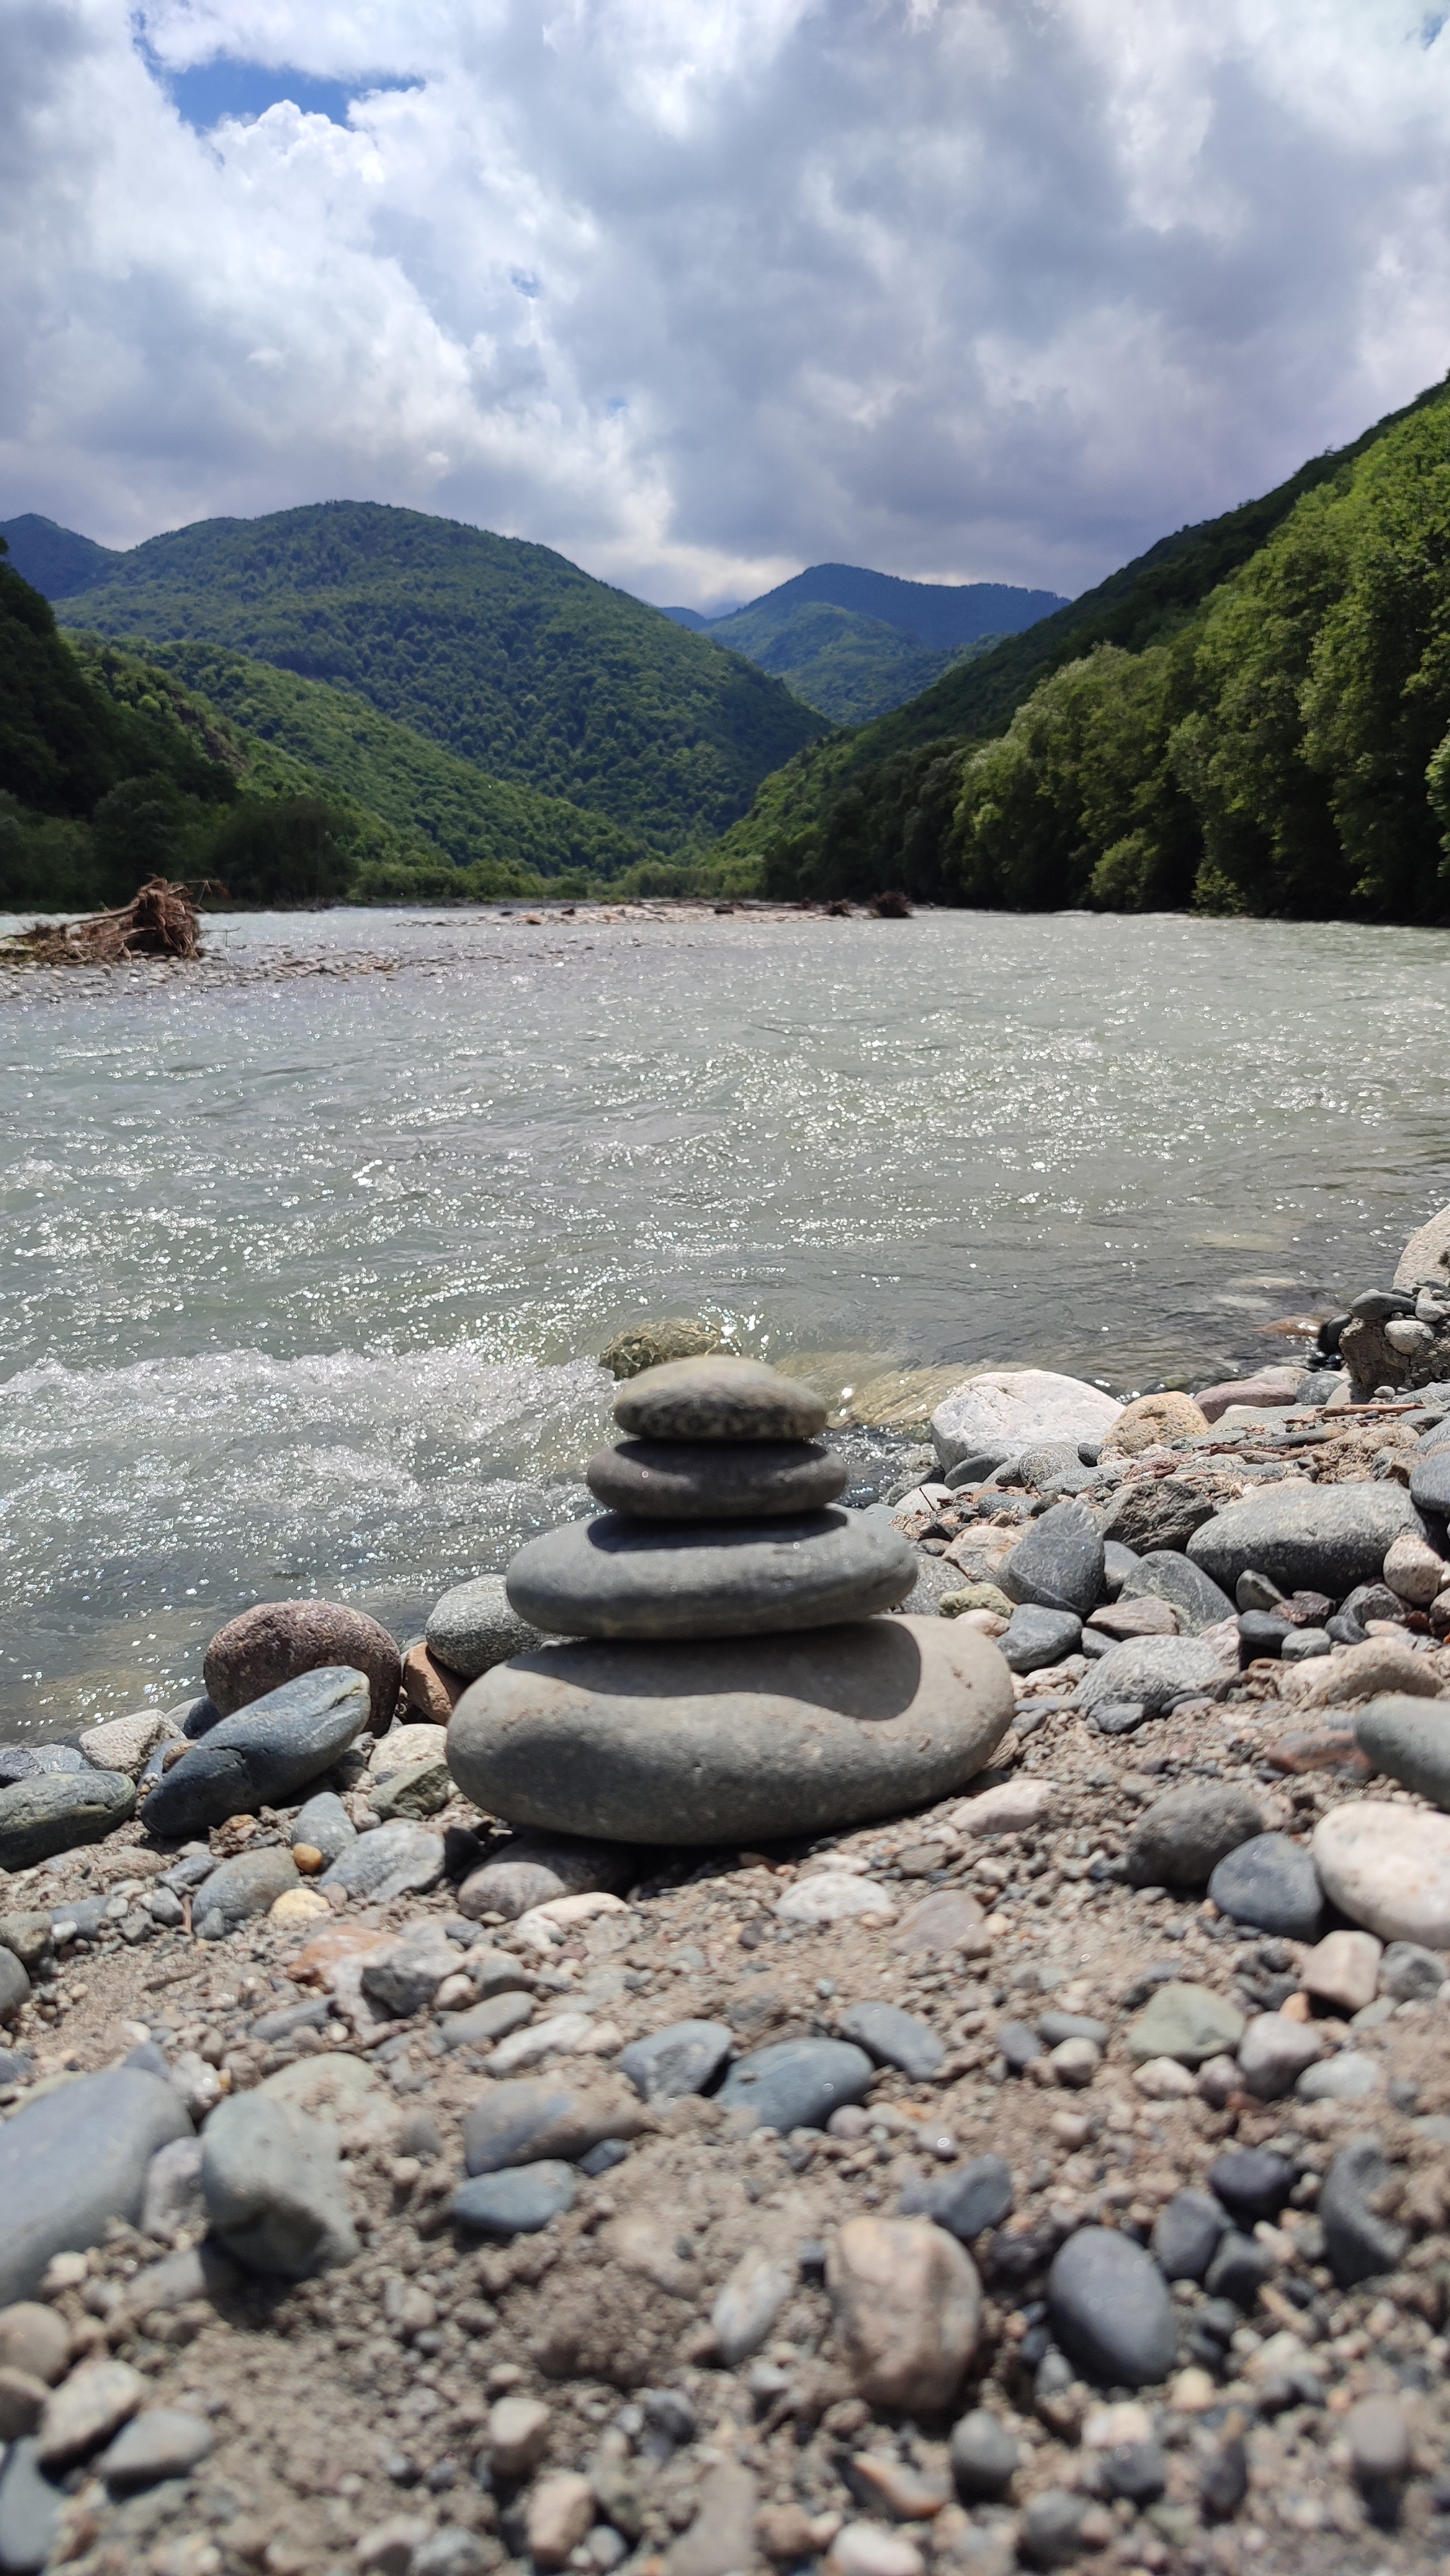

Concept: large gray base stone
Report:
left=447, top=1616, right=1015, bottom=1846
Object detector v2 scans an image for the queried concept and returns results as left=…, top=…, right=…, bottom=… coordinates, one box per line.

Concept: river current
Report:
left=3, top=903, right=1448, bottom=1736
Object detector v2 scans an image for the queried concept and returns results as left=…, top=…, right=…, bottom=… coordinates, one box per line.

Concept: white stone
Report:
left=711, top=2245, right=792, bottom=2364
left=1132, top=2056, right=1196, bottom=2099
left=1384, top=1532, right=1448, bottom=1608
left=486, top=2012, right=596, bottom=2073
left=1395, top=1202, right=1450, bottom=1293
left=952, top=1779, right=1061, bottom=1837
left=889, top=1484, right=954, bottom=1520
left=828, top=2526, right=925, bottom=2576
left=1300, top=1930, right=1382, bottom=2015
left=526, top=1891, right=631, bottom=1928
left=1279, top=1634, right=1445, bottom=1710
left=775, top=1873, right=898, bottom=1925
left=369, top=1724, right=447, bottom=1779
left=78, top=1708, right=183, bottom=1779
left=1313, top=1801, right=1450, bottom=1947
left=930, top=1369, right=1122, bottom=1469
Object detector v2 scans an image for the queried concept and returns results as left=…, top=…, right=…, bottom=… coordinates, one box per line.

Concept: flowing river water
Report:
left=3, top=901, right=1449, bottom=1738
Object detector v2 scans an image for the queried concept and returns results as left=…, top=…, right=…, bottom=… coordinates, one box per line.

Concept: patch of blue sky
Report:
left=152, top=54, right=419, bottom=132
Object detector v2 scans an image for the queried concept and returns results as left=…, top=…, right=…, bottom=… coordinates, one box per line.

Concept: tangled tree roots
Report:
left=0, top=878, right=205, bottom=967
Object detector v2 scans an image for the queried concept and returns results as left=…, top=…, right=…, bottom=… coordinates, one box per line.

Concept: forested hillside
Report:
left=0, top=549, right=581, bottom=911
left=724, top=371, right=1450, bottom=913
left=702, top=599, right=1000, bottom=726
left=132, top=642, right=643, bottom=883
left=661, top=562, right=1065, bottom=725
left=52, top=502, right=826, bottom=849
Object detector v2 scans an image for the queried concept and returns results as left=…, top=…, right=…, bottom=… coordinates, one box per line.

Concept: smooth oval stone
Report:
left=1206, top=1833, right=1323, bottom=1941
left=506, top=1507, right=915, bottom=1641
left=613, top=1356, right=826, bottom=1442
left=1047, top=2227, right=1177, bottom=2388
left=0, top=2068, right=192, bottom=2306
left=1356, top=1694, right=1450, bottom=1808
left=0, top=1770, right=135, bottom=1874
left=1151, top=2190, right=1225, bottom=2282
left=204, top=1599, right=400, bottom=1732
left=452, top=2163, right=576, bottom=2236
left=1001, top=1501, right=1104, bottom=1620
left=714, top=2039, right=873, bottom=2131
left=447, top=1615, right=1015, bottom=1846
left=1313, top=1801, right=1450, bottom=1945
left=425, top=1575, right=552, bottom=1682
left=193, top=1847, right=299, bottom=1938
left=142, top=1666, right=370, bottom=1842
left=585, top=1437, right=846, bottom=1521
left=1187, top=1485, right=1427, bottom=1597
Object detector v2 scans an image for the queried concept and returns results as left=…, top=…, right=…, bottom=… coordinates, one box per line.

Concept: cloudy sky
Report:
left=3, top=1, right=1449, bottom=608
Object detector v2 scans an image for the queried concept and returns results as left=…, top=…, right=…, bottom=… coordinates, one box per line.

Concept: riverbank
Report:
left=4, top=1220, right=1450, bottom=2575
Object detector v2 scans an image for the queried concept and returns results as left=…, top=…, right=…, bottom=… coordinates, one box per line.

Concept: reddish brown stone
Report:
left=204, top=1600, right=401, bottom=1732
left=401, top=1641, right=463, bottom=1723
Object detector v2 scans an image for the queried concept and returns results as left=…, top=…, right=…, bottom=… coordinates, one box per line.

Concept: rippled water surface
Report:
left=4, top=902, right=1449, bottom=1733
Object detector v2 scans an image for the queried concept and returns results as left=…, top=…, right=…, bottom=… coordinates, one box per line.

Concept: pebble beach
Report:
left=5, top=1192, right=1450, bottom=2576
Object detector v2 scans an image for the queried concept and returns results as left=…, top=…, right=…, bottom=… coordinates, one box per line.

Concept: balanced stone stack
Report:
left=447, top=1356, right=1015, bottom=1846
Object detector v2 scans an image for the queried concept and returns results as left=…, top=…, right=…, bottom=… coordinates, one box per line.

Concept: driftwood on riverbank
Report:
left=0, top=877, right=204, bottom=967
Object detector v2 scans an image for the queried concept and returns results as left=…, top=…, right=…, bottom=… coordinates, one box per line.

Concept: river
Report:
left=3, top=901, right=1448, bottom=1736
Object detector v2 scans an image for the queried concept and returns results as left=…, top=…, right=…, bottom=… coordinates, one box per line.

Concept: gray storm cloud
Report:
left=1, top=0, right=1448, bottom=603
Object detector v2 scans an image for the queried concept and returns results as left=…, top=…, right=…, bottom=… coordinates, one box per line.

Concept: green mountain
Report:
left=48, top=501, right=826, bottom=849
left=704, top=598, right=1000, bottom=726
left=721, top=372, right=1450, bottom=893
left=0, top=544, right=571, bottom=912
left=714, top=562, right=1066, bottom=653
left=0, top=513, right=121, bottom=601
left=652, top=562, right=1066, bottom=725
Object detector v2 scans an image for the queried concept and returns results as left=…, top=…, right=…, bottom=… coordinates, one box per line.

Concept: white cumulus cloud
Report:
left=1, top=0, right=1448, bottom=604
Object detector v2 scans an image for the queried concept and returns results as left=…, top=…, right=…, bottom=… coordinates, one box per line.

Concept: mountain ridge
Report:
left=33, top=500, right=827, bottom=850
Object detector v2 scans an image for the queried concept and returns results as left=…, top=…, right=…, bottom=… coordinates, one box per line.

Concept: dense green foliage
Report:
left=729, top=372, right=1450, bottom=894
left=0, top=560, right=548, bottom=911
left=762, top=389, right=1450, bottom=920
left=132, top=641, right=645, bottom=881
left=53, top=502, right=826, bottom=849
left=706, top=600, right=1000, bottom=725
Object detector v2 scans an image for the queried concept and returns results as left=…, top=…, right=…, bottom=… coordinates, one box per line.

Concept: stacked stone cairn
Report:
left=447, top=1355, right=1016, bottom=1847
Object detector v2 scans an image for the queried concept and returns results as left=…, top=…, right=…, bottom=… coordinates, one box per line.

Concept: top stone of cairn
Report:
left=612, top=1355, right=827, bottom=1443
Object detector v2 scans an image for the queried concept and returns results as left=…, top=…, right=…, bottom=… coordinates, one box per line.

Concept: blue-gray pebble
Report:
left=1150, top=2190, right=1225, bottom=2283
left=1001, top=1605, right=1083, bottom=1674
left=901, top=2151, right=1013, bottom=2242
left=836, top=2001, right=944, bottom=2080
left=1206, top=1834, right=1323, bottom=1942
left=452, top=2162, right=576, bottom=2236
left=714, top=2039, right=872, bottom=2132
left=1047, top=2227, right=1177, bottom=2387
